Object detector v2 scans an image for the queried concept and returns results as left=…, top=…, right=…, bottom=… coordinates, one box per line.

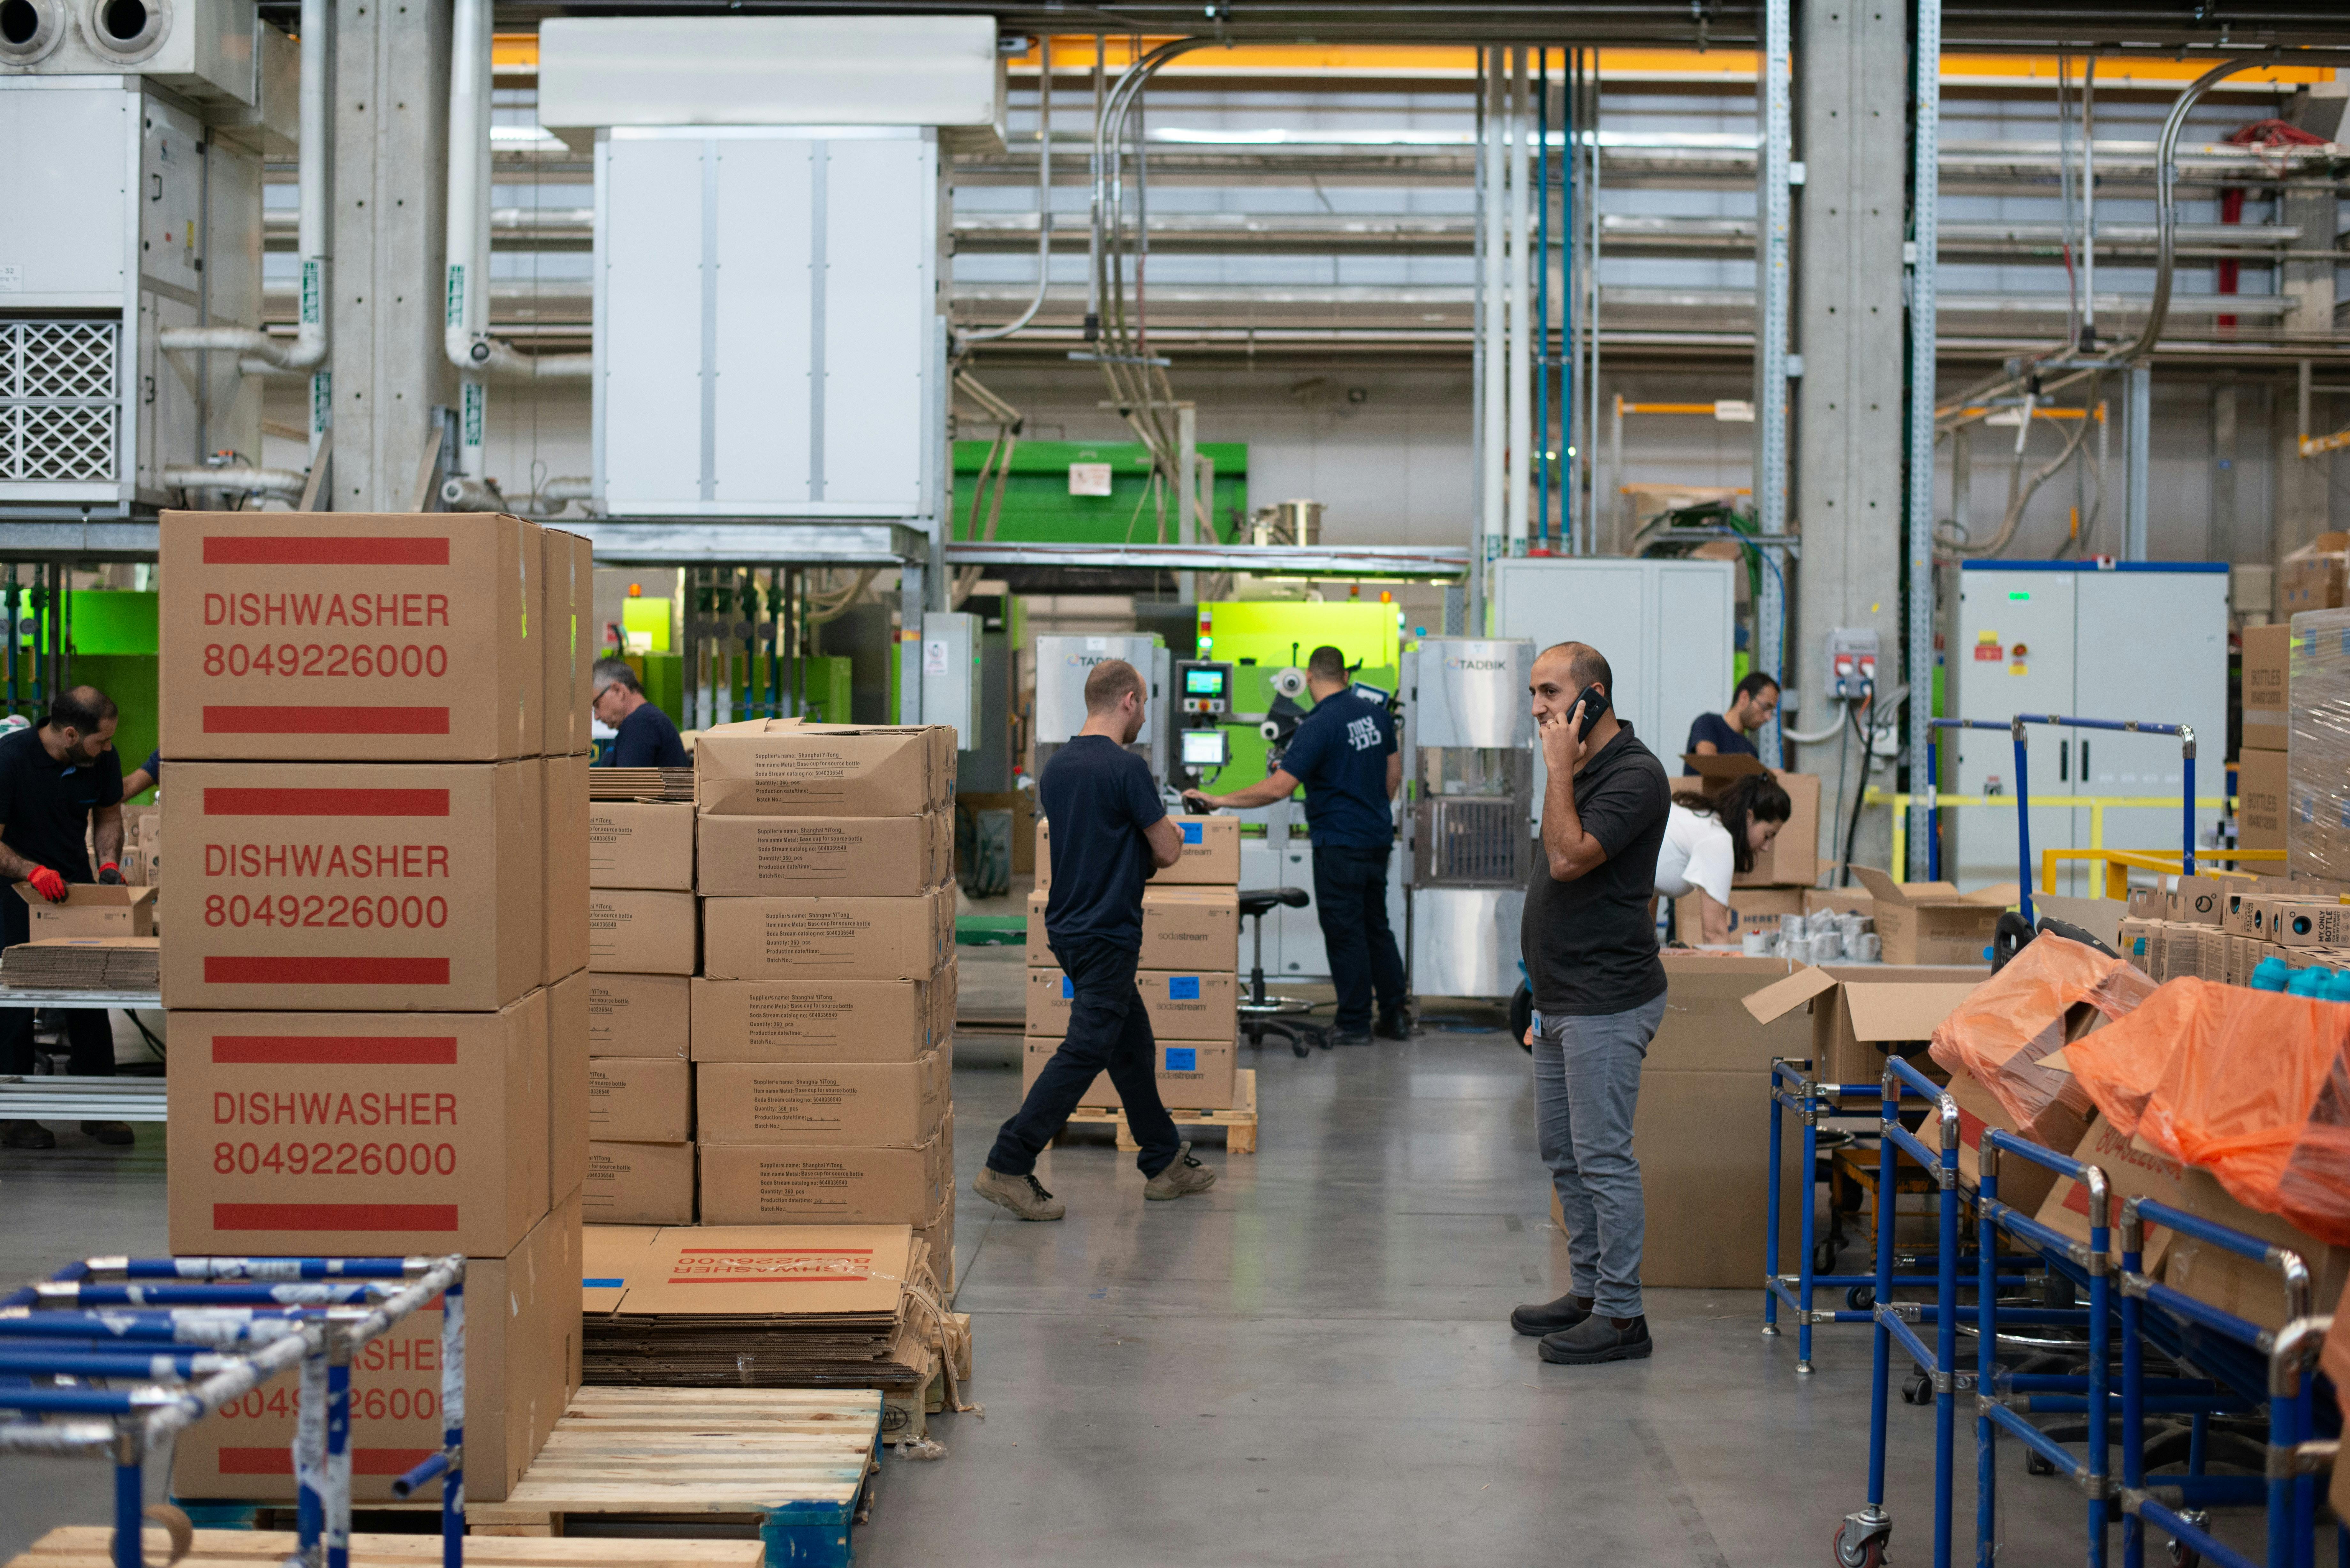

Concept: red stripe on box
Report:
left=202, top=537, right=449, bottom=566
left=203, top=706, right=452, bottom=735
left=204, top=957, right=451, bottom=986
left=212, top=1036, right=458, bottom=1065
left=216, top=1447, right=440, bottom=1477
left=213, top=1203, right=459, bottom=1231
left=204, top=788, right=450, bottom=817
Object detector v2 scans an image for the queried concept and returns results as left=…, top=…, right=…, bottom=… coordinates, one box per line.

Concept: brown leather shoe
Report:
left=2, top=1119, right=57, bottom=1150
left=80, top=1120, right=136, bottom=1146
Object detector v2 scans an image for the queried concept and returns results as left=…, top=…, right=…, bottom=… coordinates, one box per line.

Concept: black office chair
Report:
left=1238, top=887, right=1327, bottom=1058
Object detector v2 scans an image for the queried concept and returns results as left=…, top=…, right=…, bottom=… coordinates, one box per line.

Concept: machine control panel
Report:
left=1176, top=660, right=1234, bottom=716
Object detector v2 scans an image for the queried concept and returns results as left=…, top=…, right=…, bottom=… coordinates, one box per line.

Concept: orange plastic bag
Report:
left=2277, top=1045, right=2350, bottom=1247
left=2062, top=980, right=2206, bottom=1138
left=1928, top=933, right=2155, bottom=1138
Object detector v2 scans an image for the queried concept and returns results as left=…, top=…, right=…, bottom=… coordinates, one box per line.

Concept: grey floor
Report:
left=0, top=962, right=2248, bottom=1567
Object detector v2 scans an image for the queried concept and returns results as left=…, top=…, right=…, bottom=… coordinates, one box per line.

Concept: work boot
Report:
left=1539, top=1314, right=1654, bottom=1365
left=81, top=1120, right=135, bottom=1147
left=1510, top=1291, right=1593, bottom=1337
left=973, top=1167, right=1065, bottom=1221
left=1377, top=1011, right=1411, bottom=1041
left=1330, top=1028, right=1373, bottom=1046
left=1, top=1119, right=56, bottom=1150
left=1142, top=1141, right=1217, bottom=1201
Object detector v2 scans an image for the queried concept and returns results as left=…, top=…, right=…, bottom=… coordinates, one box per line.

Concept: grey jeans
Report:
left=1532, top=991, right=1668, bottom=1319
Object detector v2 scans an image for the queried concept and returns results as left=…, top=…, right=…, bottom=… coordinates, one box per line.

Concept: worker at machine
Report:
left=1511, top=642, right=1670, bottom=1367
left=0, top=688, right=135, bottom=1151
left=1654, top=775, right=1793, bottom=945
left=975, top=658, right=1219, bottom=1220
left=1182, top=644, right=1406, bottom=1044
left=590, top=658, right=689, bottom=767
left=1685, top=670, right=1782, bottom=758
left=122, top=749, right=161, bottom=800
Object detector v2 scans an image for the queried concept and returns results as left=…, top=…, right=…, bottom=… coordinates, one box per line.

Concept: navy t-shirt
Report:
left=1279, top=689, right=1398, bottom=848
left=610, top=702, right=689, bottom=767
left=0, top=726, right=123, bottom=883
left=1685, top=711, right=1758, bottom=758
left=1041, top=735, right=1166, bottom=952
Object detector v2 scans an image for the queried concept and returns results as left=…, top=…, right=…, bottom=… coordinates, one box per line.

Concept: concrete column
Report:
left=328, top=0, right=452, bottom=511
left=1791, top=0, right=1907, bottom=872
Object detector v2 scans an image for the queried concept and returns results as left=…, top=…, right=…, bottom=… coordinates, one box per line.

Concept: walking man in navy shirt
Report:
left=590, top=658, right=690, bottom=767
left=1185, top=644, right=1405, bottom=1043
left=976, top=658, right=1218, bottom=1220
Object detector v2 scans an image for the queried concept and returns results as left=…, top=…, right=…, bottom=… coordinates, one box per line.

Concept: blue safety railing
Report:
left=0, top=1253, right=466, bottom=1568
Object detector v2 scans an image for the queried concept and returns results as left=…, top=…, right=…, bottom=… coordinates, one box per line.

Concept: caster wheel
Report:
left=1899, top=1371, right=1932, bottom=1406
left=1291, top=1037, right=1310, bottom=1059
left=1832, top=1518, right=1889, bottom=1568
left=2166, top=1509, right=2208, bottom=1567
left=2025, top=1451, right=2055, bottom=1477
left=1847, top=1285, right=1875, bottom=1311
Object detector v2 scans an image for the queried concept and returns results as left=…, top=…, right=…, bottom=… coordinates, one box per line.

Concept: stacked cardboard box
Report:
left=586, top=799, right=698, bottom=1224
left=2286, top=610, right=2350, bottom=883
left=2237, top=623, right=2289, bottom=877
left=1023, top=814, right=1242, bottom=1109
left=690, top=722, right=961, bottom=1277
left=1671, top=753, right=1827, bottom=945
left=156, top=512, right=594, bottom=1504
left=2119, top=877, right=2350, bottom=984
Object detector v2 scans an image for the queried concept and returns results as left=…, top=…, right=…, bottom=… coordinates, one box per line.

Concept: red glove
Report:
left=25, top=866, right=66, bottom=903
left=97, top=862, right=123, bottom=885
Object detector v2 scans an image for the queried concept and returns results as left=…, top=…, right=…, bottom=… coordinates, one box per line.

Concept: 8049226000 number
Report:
left=214, top=1141, right=459, bottom=1177
left=217, top=1383, right=439, bottom=1423
left=203, top=893, right=449, bottom=929
left=203, top=642, right=449, bottom=678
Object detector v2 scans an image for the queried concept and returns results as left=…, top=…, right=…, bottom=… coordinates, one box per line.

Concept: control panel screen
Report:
left=1180, top=728, right=1231, bottom=767
left=1183, top=667, right=1229, bottom=697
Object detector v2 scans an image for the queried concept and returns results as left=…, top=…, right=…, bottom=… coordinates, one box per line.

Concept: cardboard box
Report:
left=2241, top=623, right=2290, bottom=754
left=700, top=888, right=955, bottom=982
left=1804, top=888, right=1876, bottom=919
left=1742, top=963, right=1984, bottom=1088
left=542, top=528, right=595, bottom=757
left=2270, top=901, right=2350, bottom=946
left=698, top=1135, right=947, bottom=1225
left=2167, top=875, right=2227, bottom=925
left=588, top=1056, right=692, bottom=1143
left=585, top=1223, right=925, bottom=1316
left=1025, top=966, right=1238, bottom=1042
left=166, top=993, right=550, bottom=1258
left=1678, top=885, right=1805, bottom=945
left=2279, top=532, right=2350, bottom=616
left=2166, top=1168, right=2349, bottom=1333
left=171, top=1188, right=578, bottom=1503
left=580, top=1223, right=662, bottom=1312
left=588, top=801, right=696, bottom=891
left=588, top=972, right=692, bottom=1059
left=1026, top=886, right=1240, bottom=970
left=543, top=753, right=591, bottom=981
left=916, top=1201, right=956, bottom=1296
left=689, top=975, right=951, bottom=1062
left=159, top=510, right=543, bottom=762
left=1677, top=754, right=1821, bottom=888
left=694, top=721, right=954, bottom=818
left=17, top=883, right=156, bottom=939
left=1917, top=1068, right=2091, bottom=1222
left=585, top=1141, right=695, bottom=1225
left=1021, top=1035, right=1236, bottom=1110
left=2036, top=1124, right=2187, bottom=1271
left=696, top=1053, right=948, bottom=1145
left=693, top=811, right=952, bottom=898
left=549, top=968, right=588, bottom=1204
left=162, top=761, right=543, bottom=1013
left=1035, top=813, right=1241, bottom=889
left=1849, top=865, right=2012, bottom=966
left=2237, top=747, right=2289, bottom=875
left=588, top=889, right=697, bottom=976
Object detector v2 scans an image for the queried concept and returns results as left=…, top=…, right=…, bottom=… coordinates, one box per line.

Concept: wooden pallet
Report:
left=8, top=1529, right=759, bottom=1568
left=465, top=1388, right=879, bottom=1568
left=1059, top=1067, right=1257, bottom=1155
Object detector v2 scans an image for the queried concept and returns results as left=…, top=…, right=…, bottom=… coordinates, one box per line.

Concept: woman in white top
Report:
left=1654, top=773, right=1793, bottom=944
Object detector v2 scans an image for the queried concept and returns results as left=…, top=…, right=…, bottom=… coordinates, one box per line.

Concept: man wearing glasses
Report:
left=590, top=658, right=690, bottom=767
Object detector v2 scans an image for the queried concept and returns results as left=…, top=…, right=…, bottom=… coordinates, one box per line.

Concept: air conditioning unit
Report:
left=0, top=0, right=261, bottom=107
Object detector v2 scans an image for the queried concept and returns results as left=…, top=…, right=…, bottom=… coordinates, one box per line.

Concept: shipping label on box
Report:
left=699, top=887, right=954, bottom=981
left=541, top=528, right=594, bottom=757
left=1025, top=966, right=1238, bottom=1040
left=159, top=511, right=543, bottom=762
left=697, top=1136, right=945, bottom=1225
left=588, top=801, right=696, bottom=891
left=588, top=889, right=698, bottom=975
left=171, top=1189, right=578, bottom=1504
left=1027, top=886, right=1240, bottom=970
left=588, top=972, right=692, bottom=1058
left=166, top=994, right=550, bottom=1258
left=1035, top=813, right=1240, bottom=889
left=695, top=1052, right=947, bottom=1145
left=549, top=968, right=588, bottom=1205
left=543, top=754, right=591, bottom=982
left=161, top=761, right=543, bottom=1012
left=694, top=721, right=953, bottom=817
left=689, top=975, right=946, bottom=1061
left=588, top=1057, right=692, bottom=1143
left=17, top=883, right=156, bottom=939
left=694, top=811, right=952, bottom=898
left=585, top=1141, right=695, bottom=1225
left=1022, top=1035, right=1237, bottom=1110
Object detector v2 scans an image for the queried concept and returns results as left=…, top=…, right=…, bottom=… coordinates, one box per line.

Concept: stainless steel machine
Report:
left=1032, top=633, right=1172, bottom=784
left=1400, top=638, right=1536, bottom=998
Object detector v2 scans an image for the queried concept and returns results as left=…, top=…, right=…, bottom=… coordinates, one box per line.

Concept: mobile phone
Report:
left=1573, top=683, right=1611, bottom=739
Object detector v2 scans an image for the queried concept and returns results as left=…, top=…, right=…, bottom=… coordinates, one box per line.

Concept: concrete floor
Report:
left=0, top=970, right=2247, bottom=1567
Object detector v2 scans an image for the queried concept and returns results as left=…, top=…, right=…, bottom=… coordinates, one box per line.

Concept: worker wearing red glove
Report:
left=0, top=687, right=134, bottom=1151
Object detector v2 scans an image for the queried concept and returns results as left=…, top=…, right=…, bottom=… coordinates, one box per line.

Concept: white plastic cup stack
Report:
left=1779, top=912, right=1808, bottom=945
left=1742, top=929, right=1776, bottom=957
left=1808, top=929, right=1844, bottom=963
left=1855, top=932, right=1883, bottom=962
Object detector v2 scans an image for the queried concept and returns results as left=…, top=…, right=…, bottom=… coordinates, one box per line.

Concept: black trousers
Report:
left=988, top=937, right=1181, bottom=1179
left=1312, top=843, right=1406, bottom=1032
left=0, top=893, right=114, bottom=1078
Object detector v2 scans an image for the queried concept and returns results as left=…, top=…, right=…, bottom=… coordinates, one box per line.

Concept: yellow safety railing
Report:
left=1862, top=791, right=2240, bottom=886
left=2039, top=847, right=2286, bottom=898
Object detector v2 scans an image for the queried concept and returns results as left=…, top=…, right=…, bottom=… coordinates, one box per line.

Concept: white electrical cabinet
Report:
left=1490, top=556, right=1737, bottom=822
left=593, top=127, right=944, bottom=518
left=1946, top=562, right=2228, bottom=895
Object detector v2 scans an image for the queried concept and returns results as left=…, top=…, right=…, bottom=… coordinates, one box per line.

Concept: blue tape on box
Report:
left=1181, top=822, right=1202, bottom=844
left=1164, top=1047, right=1197, bottom=1071
left=1168, top=976, right=1201, bottom=1000
left=1062, top=975, right=1075, bottom=998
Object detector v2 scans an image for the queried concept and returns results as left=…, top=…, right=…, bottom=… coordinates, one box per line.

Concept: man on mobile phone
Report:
left=1510, top=642, right=1671, bottom=1366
